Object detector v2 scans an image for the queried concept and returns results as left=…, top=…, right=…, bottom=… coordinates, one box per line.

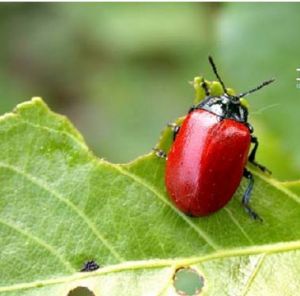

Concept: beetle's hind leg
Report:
left=249, top=136, right=271, bottom=174
left=242, top=169, right=262, bottom=221
left=167, top=123, right=181, bottom=141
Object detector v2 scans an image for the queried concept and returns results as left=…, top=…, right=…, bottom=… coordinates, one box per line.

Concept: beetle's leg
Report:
left=245, top=122, right=254, bottom=134
left=242, top=169, right=262, bottom=221
left=249, top=136, right=271, bottom=174
left=152, top=148, right=167, bottom=159
left=167, top=123, right=181, bottom=141
left=201, top=78, right=210, bottom=97
left=190, top=77, right=209, bottom=114
left=153, top=121, right=181, bottom=159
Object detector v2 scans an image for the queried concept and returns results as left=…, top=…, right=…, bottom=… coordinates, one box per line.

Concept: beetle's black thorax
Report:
left=196, top=94, right=248, bottom=123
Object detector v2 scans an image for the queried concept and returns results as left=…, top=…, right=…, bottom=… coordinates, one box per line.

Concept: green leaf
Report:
left=1, top=97, right=300, bottom=296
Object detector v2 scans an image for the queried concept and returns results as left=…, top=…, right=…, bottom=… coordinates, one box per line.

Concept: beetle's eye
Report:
left=240, top=97, right=250, bottom=109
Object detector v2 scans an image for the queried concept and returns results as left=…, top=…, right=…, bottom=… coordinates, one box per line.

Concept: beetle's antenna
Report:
left=237, top=79, right=275, bottom=99
left=208, top=56, right=228, bottom=95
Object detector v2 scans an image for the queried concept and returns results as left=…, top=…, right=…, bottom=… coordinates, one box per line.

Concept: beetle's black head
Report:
left=198, top=93, right=249, bottom=122
left=196, top=56, right=274, bottom=124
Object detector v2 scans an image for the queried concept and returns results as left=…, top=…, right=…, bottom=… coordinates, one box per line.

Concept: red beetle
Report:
left=155, top=56, right=274, bottom=220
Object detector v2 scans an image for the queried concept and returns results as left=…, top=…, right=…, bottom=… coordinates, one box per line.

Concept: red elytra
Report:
left=165, top=109, right=251, bottom=216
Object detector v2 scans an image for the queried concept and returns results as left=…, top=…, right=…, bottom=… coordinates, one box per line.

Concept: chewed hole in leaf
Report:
left=67, top=286, right=95, bottom=296
left=173, top=267, right=204, bottom=296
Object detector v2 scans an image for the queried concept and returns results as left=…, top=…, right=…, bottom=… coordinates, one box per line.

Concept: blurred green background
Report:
left=0, top=3, right=299, bottom=180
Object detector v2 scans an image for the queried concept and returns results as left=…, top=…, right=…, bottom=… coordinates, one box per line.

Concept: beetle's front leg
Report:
left=153, top=122, right=181, bottom=159
left=152, top=148, right=167, bottom=159
left=242, top=169, right=262, bottom=221
left=249, top=136, right=271, bottom=174
left=167, top=122, right=181, bottom=141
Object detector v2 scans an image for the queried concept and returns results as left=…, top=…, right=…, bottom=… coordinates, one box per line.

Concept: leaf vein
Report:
left=242, top=253, right=266, bottom=296
left=0, top=162, right=124, bottom=262
left=18, top=119, right=88, bottom=151
left=250, top=169, right=300, bottom=204
left=224, top=208, right=254, bottom=244
left=0, top=217, right=75, bottom=272
left=113, top=164, right=219, bottom=250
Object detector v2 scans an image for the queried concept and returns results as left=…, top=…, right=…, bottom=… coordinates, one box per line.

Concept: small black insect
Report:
left=80, top=260, right=100, bottom=272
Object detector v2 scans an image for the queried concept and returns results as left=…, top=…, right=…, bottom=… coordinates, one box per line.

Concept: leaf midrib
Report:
left=1, top=239, right=300, bottom=293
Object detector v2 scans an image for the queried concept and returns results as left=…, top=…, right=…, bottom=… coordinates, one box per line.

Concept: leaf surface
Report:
left=0, top=97, right=300, bottom=296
